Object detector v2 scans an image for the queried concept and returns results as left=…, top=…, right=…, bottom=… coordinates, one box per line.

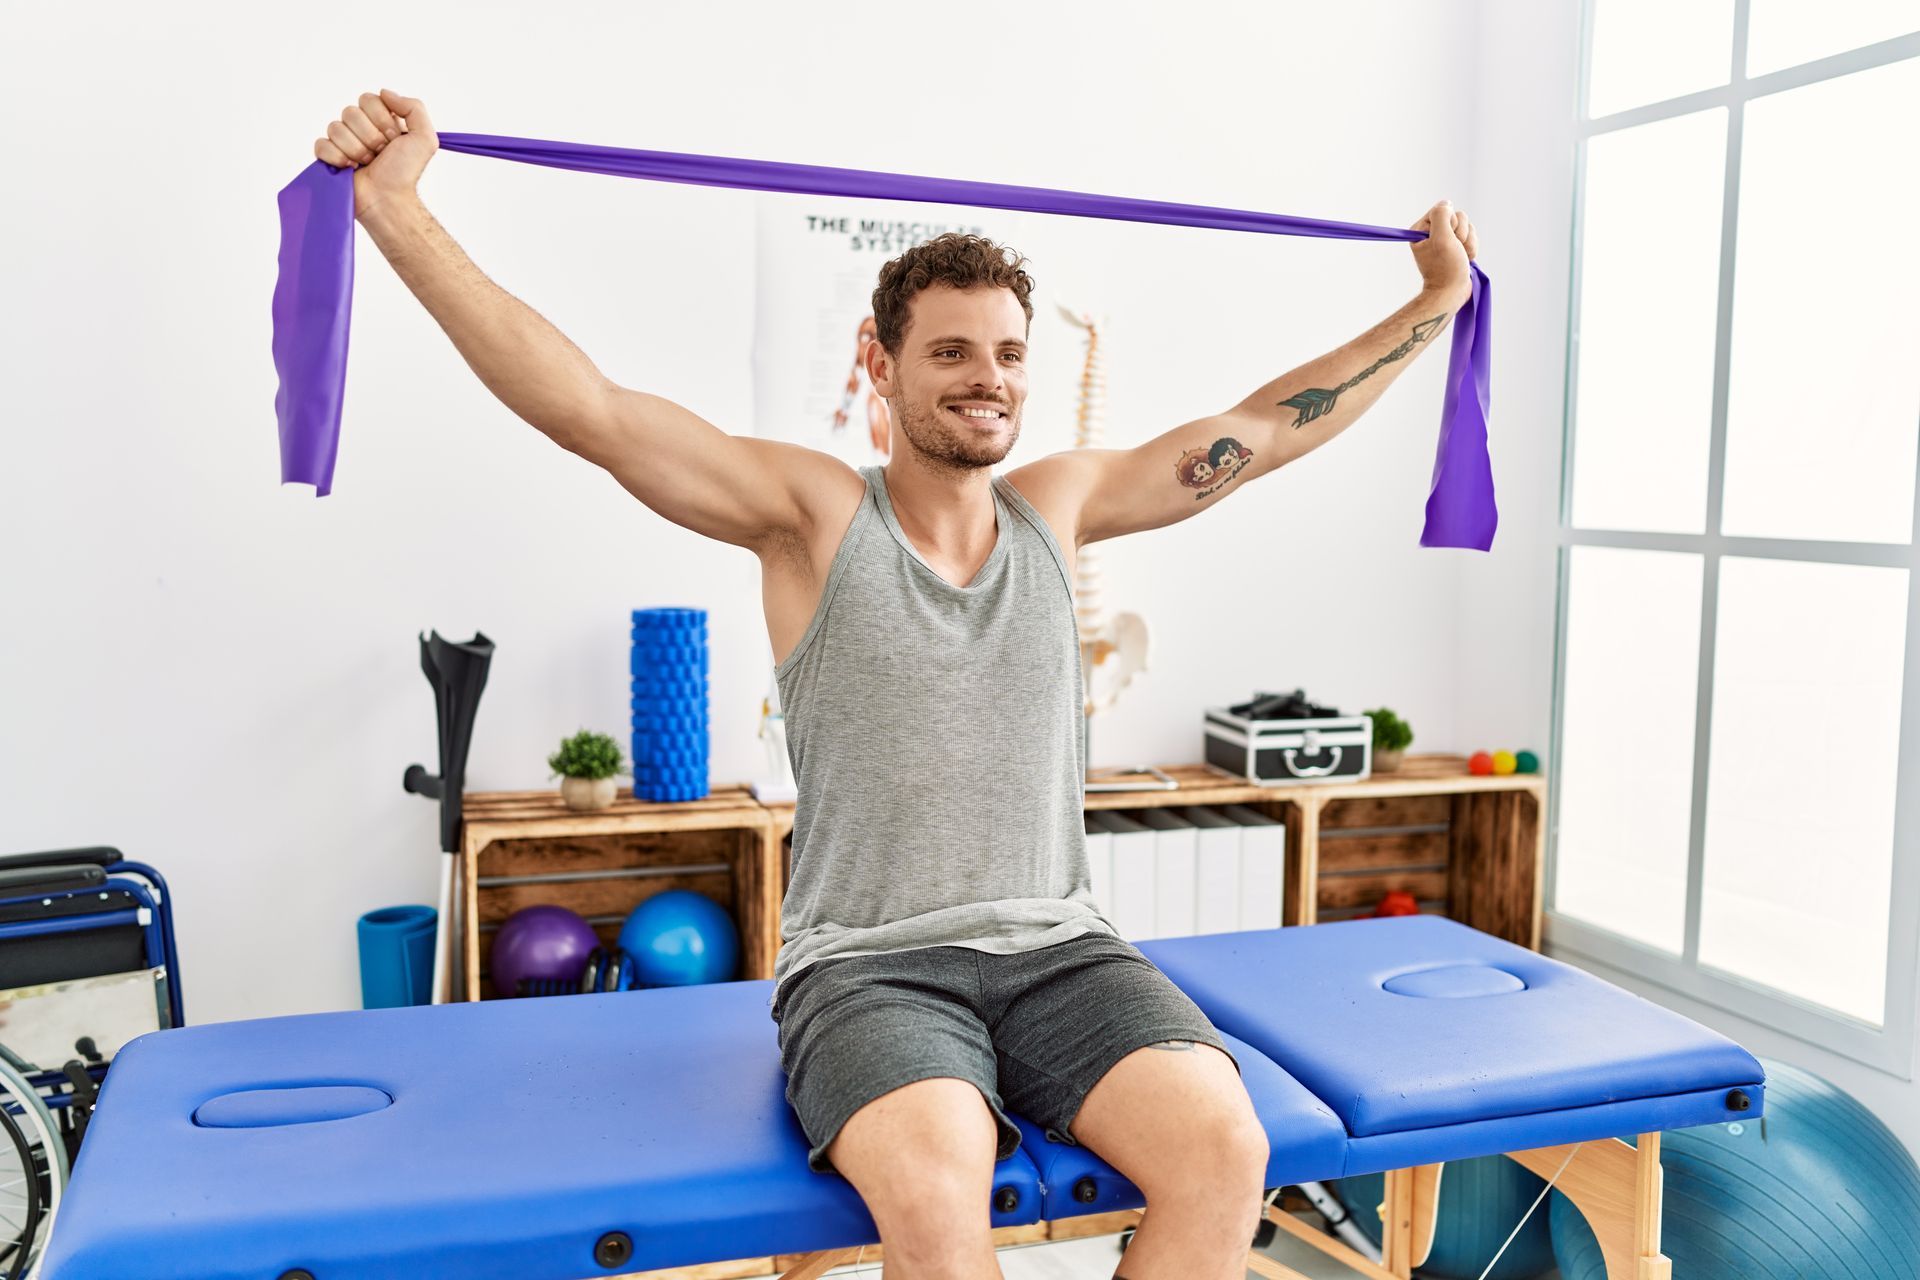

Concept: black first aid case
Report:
left=1202, top=702, right=1373, bottom=785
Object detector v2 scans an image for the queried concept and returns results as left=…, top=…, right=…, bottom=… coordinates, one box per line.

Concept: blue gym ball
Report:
left=1333, top=1153, right=1558, bottom=1279
left=1551, top=1056, right=1920, bottom=1279
left=618, top=890, right=739, bottom=986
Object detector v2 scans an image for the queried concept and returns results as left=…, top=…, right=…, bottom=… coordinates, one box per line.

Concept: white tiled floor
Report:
left=818, top=1227, right=1421, bottom=1279
left=818, top=1227, right=1567, bottom=1278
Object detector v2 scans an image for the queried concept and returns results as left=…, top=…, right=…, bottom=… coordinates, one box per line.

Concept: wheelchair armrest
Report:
left=0, top=863, right=109, bottom=897
left=0, top=846, right=125, bottom=874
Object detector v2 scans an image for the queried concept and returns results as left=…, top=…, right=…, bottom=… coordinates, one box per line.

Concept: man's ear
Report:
left=864, top=339, right=896, bottom=397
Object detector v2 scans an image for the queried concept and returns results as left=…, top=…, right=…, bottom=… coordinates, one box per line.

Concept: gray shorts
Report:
left=770, top=929, right=1238, bottom=1174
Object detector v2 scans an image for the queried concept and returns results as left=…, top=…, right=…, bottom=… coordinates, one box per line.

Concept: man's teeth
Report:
left=953, top=407, right=1003, bottom=418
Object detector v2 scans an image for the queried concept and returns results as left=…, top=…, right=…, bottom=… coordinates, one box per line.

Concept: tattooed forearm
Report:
left=1279, top=313, right=1450, bottom=428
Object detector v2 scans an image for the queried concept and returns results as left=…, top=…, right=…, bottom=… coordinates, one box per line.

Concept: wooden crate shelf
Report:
left=1062, top=757, right=1545, bottom=947
left=458, top=785, right=782, bottom=999
left=456, top=754, right=1544, bottom=1004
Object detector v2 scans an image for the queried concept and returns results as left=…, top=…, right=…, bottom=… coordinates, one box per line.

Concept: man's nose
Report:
left=965, top=355, right=1006, bottom=391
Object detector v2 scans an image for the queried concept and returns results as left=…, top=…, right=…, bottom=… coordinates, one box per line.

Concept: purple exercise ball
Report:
left=490, top=904, right=598, bottom=998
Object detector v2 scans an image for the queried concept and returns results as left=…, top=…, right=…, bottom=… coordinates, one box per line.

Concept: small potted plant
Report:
left=1365, top=708, right=1413, bottom=773
left=548, top=729, right=628, bottom=811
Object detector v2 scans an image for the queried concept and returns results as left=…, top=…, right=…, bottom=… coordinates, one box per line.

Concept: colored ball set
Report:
left=1468, top=749, right=1539, bottom=777
left=488, top=891, right=739, bottom=998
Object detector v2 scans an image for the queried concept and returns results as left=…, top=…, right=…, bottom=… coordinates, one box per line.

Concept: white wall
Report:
left=3, top=0, right=1478, bottom=1023
left=4, top=0, right=1911, bottom=1163
left=1472, top=0, right=1920, bottom=1162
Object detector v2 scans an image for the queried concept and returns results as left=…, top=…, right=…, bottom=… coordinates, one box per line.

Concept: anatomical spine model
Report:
left=1057, top=305, right=1150, bottom=720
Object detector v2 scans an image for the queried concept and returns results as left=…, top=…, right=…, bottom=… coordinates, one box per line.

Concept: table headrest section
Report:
left=39, top=980, right=1044, bottom=1280
left=1139, top=918, right=1765, bottom=1139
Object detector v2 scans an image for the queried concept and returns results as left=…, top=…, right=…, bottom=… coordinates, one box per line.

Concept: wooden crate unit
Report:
left=1315, top=792, right=1453, bottom=921
left=459, top=785, right=782, bottom=1000
left=1078, top=755, right=1545, bottom=948
left=458, top=758, right=1543, bottom=994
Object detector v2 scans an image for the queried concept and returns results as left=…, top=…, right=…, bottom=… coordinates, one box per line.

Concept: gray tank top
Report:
left=771, top=464, right=1117, bottom=992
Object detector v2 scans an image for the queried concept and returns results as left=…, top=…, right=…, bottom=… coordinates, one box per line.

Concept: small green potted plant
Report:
left=548, top=729, right=629, bottom=811
left=1364, top=708, right=1414, bottom=773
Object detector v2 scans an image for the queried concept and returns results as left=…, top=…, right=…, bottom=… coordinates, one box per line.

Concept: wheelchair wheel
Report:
left=0, top=1057, right=63, bottom=1280
left=0, top=1099, right=42, bottom=1280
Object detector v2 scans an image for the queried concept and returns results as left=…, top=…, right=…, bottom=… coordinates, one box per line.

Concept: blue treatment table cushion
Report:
left=1139, top=918, right=1766, bottom=1162
left=1012, top=1029, right=1346, bottom=1221
left=40, top=979, right=1044, bottom=1280
left=43, top=920, right=1768, bottom=1278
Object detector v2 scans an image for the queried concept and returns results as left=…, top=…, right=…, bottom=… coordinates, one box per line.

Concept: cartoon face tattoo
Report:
left=1175, top=436, right=1253, bottom=500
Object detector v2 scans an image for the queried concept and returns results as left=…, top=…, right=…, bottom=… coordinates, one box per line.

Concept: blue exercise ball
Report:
left=1551, top=1057, right=1920, bottom=1279
left=618, top=890, right=738, bottom=986
left=1332, top=1155, right=1557, bottom=1279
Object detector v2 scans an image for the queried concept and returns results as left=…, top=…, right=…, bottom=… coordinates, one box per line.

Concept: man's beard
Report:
left=892, top=395, right=1020, bottom=474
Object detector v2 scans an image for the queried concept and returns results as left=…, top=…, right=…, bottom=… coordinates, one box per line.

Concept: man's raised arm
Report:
left=319, top=90, right=819, bottom=552
left=1013, top=200, right=1480, bottom=547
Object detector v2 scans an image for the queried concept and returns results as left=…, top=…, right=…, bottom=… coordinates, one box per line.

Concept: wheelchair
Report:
left=0, top=847, right=183, bottom=1279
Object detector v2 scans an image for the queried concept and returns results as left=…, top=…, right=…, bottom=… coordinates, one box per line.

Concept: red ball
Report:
left=1468, top=751, right=1495, bottom=776
left=1372, top=890, right=1420, bottom=918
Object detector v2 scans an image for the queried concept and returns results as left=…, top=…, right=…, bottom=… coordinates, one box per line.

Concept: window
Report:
left=1551, top=1, right=1920, bottom=1074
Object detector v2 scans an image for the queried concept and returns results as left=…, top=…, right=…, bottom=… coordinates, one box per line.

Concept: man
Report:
left=317, top=88, right=1478, bottom=1280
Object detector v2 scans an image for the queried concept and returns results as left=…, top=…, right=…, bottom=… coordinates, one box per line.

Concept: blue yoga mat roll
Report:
left=357, top=904, right=438, bottom=1009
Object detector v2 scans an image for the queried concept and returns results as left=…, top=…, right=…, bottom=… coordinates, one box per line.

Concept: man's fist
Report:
left=1410, top=200, right=1478, bottom=308
left=314, top=89, right=438, bottom=222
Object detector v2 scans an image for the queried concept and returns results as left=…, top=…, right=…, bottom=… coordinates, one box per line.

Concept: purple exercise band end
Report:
left=272, top=161, right=355, bottom=498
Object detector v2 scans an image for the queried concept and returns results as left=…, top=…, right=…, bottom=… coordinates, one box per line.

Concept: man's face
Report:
left=870, top=284, right=1029, bottom=472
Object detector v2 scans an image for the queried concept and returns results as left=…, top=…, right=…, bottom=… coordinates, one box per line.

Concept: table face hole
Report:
left=1380, top=964, right=1528, bottom=999
left=192, top=1084, right=393, bottom=1128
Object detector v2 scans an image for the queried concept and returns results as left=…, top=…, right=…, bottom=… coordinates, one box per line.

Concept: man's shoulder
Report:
left=1002, top=451, right=1096, bottom=550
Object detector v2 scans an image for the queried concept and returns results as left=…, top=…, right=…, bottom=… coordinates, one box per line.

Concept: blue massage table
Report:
left=38, top=916, right=1763, bottom=1280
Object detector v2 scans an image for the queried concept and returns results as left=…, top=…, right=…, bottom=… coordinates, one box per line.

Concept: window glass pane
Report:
left=1700, top=557, right=1904, bottom=1025
left=1571, top=111, right=1725, bottom=534
left=1747, top=0, right=1920, bottom=76
left=1721, top=59, right=1920, bottom=544
left=1588, top=0, right=1734, bottom=117
left=1556, top=547, right=1703, bottom=953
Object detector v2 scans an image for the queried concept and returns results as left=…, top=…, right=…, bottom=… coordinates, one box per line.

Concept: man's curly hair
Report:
left=871, top=233, right=1035, bottom=358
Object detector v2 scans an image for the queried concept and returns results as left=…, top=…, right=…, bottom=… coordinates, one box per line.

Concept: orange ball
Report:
left=1468, top=751, right=1494, bottom=776
left=1372, top=890, right=1420, bottom=918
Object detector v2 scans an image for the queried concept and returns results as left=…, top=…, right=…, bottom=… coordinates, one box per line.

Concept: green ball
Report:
left=1515, top=750, right=1539, bottom=774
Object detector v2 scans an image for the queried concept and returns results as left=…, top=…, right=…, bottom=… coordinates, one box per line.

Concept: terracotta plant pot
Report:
left=1374, top=747, right=1405, bottom=773
left=560, top=776, right=618, bottom=811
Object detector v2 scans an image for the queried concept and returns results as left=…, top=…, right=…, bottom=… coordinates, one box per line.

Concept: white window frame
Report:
left=1547, top=0, right=1920, bottom=1078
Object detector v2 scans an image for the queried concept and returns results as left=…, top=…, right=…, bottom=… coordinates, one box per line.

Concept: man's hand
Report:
left=313, top=89, right=439, bottom=224
left=1410, top=200, right=1478, bottom=309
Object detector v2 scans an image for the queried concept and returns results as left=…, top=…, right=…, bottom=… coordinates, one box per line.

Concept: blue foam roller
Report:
left=630, top=710, right=708, bottom=730
left=630, top=613, right=704, bottom=627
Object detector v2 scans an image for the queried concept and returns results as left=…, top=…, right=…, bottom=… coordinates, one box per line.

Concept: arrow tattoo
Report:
left=1279, top=313, right=1450, bottom=427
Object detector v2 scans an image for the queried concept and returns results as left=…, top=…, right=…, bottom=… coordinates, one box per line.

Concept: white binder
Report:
left=1130, top=808, right=1198, bottom=940
left=1082, top=811, right=1115, bottom=924
left=1179, top=807, right=1245, bottom=936
left=1220, top=804, right=1287, bottom=930
left=1088, top=810, right=1158, bottom=941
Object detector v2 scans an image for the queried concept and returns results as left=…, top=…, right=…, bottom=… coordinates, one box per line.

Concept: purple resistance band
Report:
left=274, top=134, right=1495, bottom=549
